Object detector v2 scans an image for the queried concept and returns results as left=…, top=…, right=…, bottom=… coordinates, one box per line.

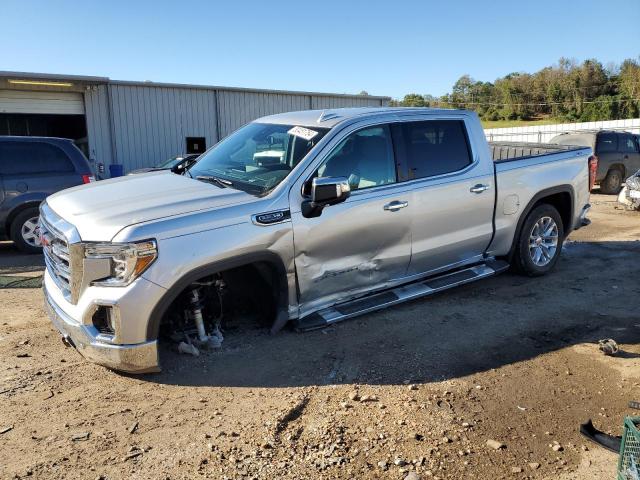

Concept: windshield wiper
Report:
left=196, top=175, right=233, bottom=188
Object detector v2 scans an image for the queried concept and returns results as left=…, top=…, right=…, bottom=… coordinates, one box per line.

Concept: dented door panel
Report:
left=291, top=185, right=412, bottom=316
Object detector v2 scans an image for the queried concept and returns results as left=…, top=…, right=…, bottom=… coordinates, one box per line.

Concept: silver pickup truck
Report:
left=39, top=108, right=594, bottom=373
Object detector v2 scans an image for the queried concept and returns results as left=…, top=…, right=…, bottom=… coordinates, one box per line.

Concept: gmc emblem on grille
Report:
left=40, top=231, right=50, bottom=248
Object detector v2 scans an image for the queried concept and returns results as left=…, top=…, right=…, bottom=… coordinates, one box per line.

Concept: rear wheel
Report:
left=600, top=168, right=623, bottom=194
left=10, top=208, right=42, bottom=254
left=514, top=204, right=564, bottom=277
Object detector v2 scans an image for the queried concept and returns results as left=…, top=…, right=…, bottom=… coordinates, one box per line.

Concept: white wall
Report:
left=485, top=118, right=640, bottom=143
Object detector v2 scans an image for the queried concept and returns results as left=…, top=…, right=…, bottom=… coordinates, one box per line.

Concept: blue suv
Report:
left=0, top=136, right=95, bottom=253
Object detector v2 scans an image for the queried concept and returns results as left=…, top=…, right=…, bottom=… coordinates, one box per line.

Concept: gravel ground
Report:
left=0, top=194, right=638, bottom=479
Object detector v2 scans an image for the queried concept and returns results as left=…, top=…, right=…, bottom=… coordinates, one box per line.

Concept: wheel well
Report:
left=532, top=192, right=572, bottom=234
left=147, top=255, right=288, bottom=342
left=5, top=202, right=40, bottom=234
left=607, top=164, right=626, bottom=177
left=507, top=187, right=574, bottom=261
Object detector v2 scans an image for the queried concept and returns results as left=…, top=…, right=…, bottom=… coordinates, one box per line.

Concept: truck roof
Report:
left=254, top=107, right=461, bottom=128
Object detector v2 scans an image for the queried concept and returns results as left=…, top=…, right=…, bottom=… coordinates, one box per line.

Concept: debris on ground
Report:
left=71, top=432, right=90, bottom=442
left=486, top=439, right=505, bottom=450
left=618, top=169, right=640, bottom=210
left=580, top=419, right=622, bottom=453
left=598, top=338, right=619, bottom=356
left=177, top=341, right=199, bottom=356
left=0, top=426, right=13, bottom=434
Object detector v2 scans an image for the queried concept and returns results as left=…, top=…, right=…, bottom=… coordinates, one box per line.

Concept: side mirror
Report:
left=302, top=177, right=351, bottom=218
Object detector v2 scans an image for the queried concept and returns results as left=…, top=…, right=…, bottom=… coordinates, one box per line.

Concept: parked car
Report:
left=0, top=136, right=95, bottom=253
left=39, top=108, right=593, bottom=373
left=550, top=130, right=640, bottom=194
left=128, top=154, right=199, bottom=175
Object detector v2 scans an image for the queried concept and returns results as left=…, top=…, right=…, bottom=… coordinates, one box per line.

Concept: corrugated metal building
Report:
left=0, top=71, right=389, bottom=173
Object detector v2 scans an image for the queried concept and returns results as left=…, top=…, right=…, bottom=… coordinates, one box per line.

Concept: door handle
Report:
left=383, top=200, right=409, bottom=211
left=470, top=184, right=490, bottom=194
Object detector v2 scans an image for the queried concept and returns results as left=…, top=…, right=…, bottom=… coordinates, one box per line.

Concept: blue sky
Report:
left=1, top=0, right=639, bottom=99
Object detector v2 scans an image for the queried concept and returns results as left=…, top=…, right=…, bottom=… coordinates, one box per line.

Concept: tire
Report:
left=10, top=208, right=42, bottom=254
left=600, top=168, right=623, bottom=195
left=514, top=204, right=564, bottom=277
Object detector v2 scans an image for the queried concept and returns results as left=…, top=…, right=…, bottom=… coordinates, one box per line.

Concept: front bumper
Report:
left=44, top=283, right=160, bottom=374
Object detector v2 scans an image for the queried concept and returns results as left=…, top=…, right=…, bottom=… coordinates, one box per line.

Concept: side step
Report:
left=294, top=259, right=509, bottom=332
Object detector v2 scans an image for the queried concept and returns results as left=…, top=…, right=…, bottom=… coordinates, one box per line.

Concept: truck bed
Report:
left=489, top=142, right=588, bottom=163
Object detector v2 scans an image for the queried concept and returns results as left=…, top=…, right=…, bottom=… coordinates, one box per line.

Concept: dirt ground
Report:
left=0, top=194, right=639, bottom=479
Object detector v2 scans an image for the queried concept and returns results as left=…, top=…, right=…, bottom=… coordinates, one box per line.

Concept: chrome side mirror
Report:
left=302, top=176, right=351, bottom=218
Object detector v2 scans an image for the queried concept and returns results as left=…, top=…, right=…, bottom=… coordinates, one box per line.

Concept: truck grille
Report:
left=41, top=216, right=72, bottom=295
left=39, top=205, right=83, bottom=304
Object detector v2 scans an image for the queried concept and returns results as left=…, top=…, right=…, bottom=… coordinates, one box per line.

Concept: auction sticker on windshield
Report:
left=288, top=126, right=319, bottom=141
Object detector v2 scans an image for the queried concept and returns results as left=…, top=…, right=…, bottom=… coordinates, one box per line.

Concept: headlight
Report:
left=84, top=240, right=157, bottom=287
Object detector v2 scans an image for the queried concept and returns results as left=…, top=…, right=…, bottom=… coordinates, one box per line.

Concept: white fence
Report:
left=485, top=118, right=640, bottom=143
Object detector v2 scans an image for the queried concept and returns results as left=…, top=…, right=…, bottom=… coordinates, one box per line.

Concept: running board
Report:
left=294, top=259, right=509, bottom=332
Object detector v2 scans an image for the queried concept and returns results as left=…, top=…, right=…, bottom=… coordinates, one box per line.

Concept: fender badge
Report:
left=252, top=210, right=291, bottom=226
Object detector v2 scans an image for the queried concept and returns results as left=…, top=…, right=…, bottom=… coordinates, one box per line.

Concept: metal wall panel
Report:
left=108, top=84, right=219, bottom=171
left=85, top=81, right=389, bottom=172
left=83, top=85, right=113, bottom=167
left=216, top=90, right=310, bottom=138
left=311, top=95, right=385, bottom=109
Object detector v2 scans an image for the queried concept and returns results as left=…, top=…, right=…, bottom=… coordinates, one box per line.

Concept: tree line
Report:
left=388, top=58, right=640, bottom=122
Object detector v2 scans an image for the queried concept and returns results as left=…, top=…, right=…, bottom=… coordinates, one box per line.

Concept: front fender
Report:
left=142, top=221, right=296, bottom=341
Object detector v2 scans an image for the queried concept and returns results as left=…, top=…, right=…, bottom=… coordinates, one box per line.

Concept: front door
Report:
left=290, top=124, right=412, bottom=316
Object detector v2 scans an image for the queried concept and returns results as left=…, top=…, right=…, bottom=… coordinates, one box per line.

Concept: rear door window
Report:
left=596, top=133, right=618, bottom=153
left=393, top=120, right=472, bottom=180
left=0, top=142, right=74, bottom=175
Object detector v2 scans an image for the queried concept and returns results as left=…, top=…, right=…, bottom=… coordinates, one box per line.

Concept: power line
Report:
left=425, top=97, right=640, bottom=108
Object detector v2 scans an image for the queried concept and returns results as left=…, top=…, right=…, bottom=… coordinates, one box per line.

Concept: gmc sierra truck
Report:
left=39, top=108, right=595, bottom=373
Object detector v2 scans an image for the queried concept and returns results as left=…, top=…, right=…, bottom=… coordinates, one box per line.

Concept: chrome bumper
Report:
left=44, top=287, right=160, bottom=374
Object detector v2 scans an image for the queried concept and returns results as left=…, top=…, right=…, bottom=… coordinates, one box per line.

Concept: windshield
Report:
left=189, top=123, right=330, bottom=195
left=157, top=156, right=184, bottom=169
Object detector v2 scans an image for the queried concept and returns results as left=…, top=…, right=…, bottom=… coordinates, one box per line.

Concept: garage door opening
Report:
left=0, top=89, right=89, bottom=156
left=0, top=113, right=88, bottom=156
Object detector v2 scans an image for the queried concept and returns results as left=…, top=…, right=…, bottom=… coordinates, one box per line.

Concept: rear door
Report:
left=392, top=117, right=495, bottom=276
left=595, top=132, right=620, bottom=180
left=619, top=133, right=640, bottom=176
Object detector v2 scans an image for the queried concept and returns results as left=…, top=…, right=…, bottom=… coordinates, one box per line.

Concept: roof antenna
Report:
left=317, top=110, right=326, bottom=123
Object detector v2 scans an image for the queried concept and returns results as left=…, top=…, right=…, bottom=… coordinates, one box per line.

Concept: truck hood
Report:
left=46, top=171, right=255, bottom=241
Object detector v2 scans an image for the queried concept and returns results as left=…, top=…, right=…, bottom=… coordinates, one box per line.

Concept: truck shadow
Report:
left=145, top=240, right=640, bottom=388
left=0, top=241, right=44, bottom=275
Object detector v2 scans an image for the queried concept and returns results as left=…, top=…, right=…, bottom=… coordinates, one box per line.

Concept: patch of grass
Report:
left=482, top=118, right=561, bottom=129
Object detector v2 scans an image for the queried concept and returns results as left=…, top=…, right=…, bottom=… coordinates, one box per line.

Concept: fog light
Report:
left=92, top=306, right=115, bottom=335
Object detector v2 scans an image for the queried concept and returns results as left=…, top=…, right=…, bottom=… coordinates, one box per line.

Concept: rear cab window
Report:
left=392, top=120, right=473, bottom=181
left=0, top=141, right=74, bottom=175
